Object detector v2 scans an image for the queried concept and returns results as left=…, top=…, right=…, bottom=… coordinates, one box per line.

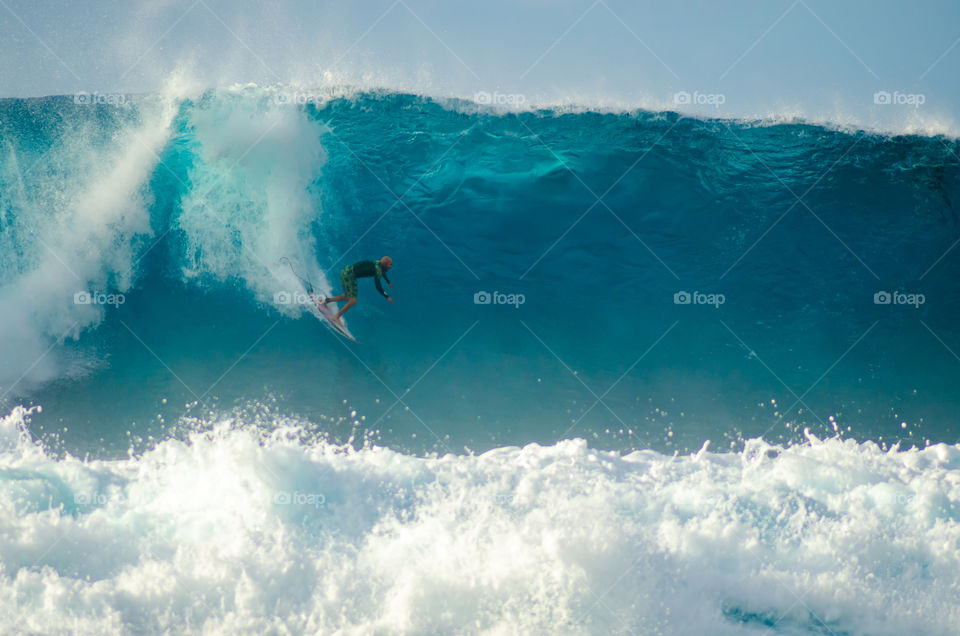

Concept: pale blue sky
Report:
left=2, top=0, right=959, bottom=133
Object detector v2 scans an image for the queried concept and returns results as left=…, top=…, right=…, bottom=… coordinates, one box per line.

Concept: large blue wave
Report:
left=1, top=87, right=959, bottom=633
left=1, top=88, right=957, bottom=453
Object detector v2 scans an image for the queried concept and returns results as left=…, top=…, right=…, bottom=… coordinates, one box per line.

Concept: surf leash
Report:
left=280, top=257, right=317, bottom=295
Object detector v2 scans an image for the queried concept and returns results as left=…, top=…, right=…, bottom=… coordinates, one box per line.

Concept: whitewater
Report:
left=4, top=404, right=960, bottom=634
left=1, top=84, right=959, bottom=633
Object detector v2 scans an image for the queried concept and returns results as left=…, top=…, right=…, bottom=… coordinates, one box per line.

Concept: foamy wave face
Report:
left=0, top=93, right=180, bottom=391
left=174, top=90, right=330, bottom=311
left=2, top=406, right=958, bottom=635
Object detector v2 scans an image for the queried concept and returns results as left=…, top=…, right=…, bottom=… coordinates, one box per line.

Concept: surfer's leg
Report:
left=324, top=266, right=356, bottom=304
left=336, top=267, right=358, bottom=302
left=333, top=267, right=359, bottom=319
left=335, top=297, right=357, bottom=320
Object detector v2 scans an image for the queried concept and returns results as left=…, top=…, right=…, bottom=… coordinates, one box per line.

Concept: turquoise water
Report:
left=1, top=88, right=959, bottom=633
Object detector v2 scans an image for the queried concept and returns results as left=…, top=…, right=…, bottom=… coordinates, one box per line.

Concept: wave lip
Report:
left=2, top=406, right=959, bottom=634
left=208, top=82, right=960, bottom=139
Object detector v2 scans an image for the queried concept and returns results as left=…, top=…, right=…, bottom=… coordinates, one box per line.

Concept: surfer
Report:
left=323, top=257, right=394, bottom=320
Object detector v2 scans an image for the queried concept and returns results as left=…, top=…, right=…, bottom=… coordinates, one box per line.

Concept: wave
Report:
left=0, top=86, right=331, bottom=394
left=2, top=405, right=958, bottom=634
left=0, top=90, right=182, bottom=389
left=173, top=82, right=960, bottom=140
left=1, top=85, right=958, bottom=453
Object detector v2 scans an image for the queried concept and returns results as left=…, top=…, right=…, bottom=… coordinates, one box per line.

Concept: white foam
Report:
left=0, top=81, right=337, bottom=398
left=0, top=84, right=183, bottom=392
left=173, top=87, right=332, bottom=315
left=1, top=407, right=958, bottom=634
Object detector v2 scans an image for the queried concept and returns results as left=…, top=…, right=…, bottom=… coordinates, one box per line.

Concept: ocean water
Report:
left=1, top=87, right=959, bottom=634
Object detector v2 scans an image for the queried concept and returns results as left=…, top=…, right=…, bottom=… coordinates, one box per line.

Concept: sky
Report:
left=1, top=0, right=960, bottom=133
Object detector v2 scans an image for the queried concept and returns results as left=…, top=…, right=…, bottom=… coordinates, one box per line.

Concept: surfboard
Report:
left=281, top=257, right=358, bottom=343
left=310, top=293, right=358, bottom=343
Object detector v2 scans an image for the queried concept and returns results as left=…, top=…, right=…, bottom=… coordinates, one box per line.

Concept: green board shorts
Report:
left=340, top=265, right=358, bottom=299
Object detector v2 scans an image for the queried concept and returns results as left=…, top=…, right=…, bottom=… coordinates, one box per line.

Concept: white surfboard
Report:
left=310, top=292, right=358, bottom=343
left=281, top=257, right=358, bottom=343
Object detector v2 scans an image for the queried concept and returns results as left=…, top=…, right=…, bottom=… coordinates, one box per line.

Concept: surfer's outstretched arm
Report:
left=375, top=277, right=393, bottom=303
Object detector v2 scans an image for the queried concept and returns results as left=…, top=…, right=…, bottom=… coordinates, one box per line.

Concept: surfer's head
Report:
left=380, top=256, right=393, bottom=271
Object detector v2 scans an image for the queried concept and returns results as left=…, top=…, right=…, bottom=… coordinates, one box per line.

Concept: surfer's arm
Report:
left=375, top=276, right=393, bottom=302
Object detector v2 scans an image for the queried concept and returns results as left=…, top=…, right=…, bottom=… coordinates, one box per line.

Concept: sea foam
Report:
left=1, top=406, right=958, bottom=634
